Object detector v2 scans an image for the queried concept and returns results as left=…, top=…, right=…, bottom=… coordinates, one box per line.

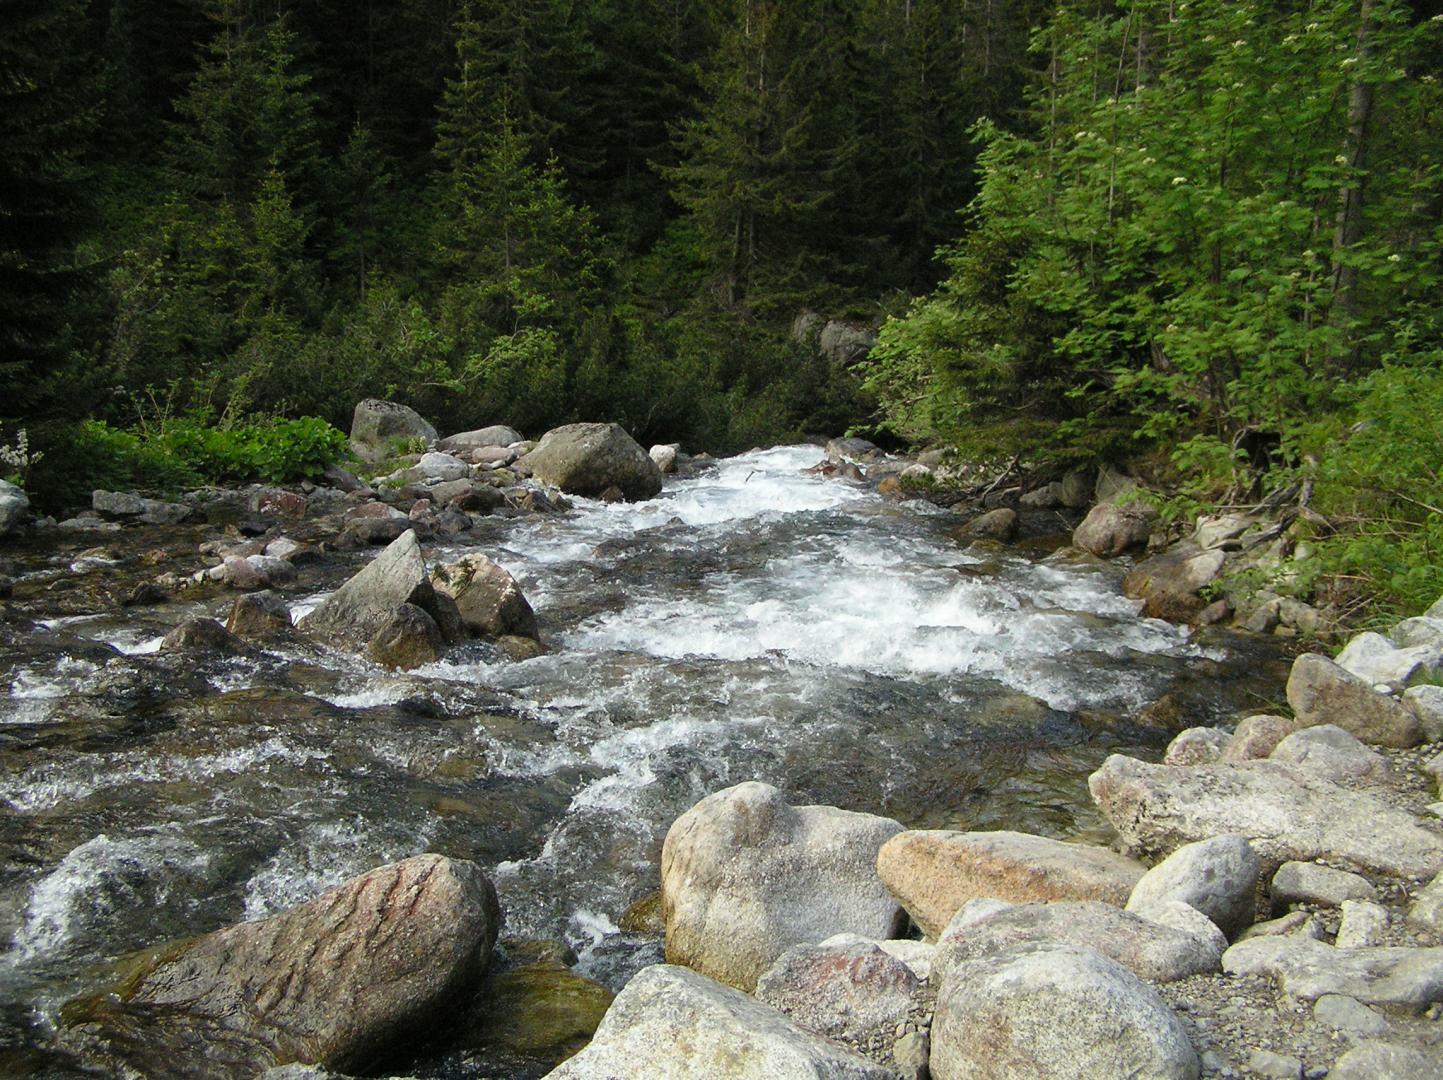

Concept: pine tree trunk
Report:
left=1330, top=0, right=1378, bottom=366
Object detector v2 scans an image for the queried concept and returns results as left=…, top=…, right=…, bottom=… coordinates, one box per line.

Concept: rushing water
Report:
left=0, top=445, right=1285, bottom=1075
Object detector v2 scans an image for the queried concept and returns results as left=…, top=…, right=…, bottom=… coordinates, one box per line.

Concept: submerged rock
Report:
left=661, top=782, right=904, bottom=992
left=64, top=855, right=499, bottom=1077
left=876, top=829, right=1145, bottom=939
left=543, top=964, right=893, bottom=1079
left=518, top=423, right=662, bottom=501
left=1088, top=754, right=1443, bottom=878
left=930, top=943, right=1199, bottom=1080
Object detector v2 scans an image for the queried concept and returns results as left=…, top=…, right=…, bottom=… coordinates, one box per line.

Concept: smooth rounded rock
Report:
left=1269, top=725, right=1391, bottom=785
left=1072, top=503, right=1154, bottom=558
left=1164, top=727, right=1232, bottom=767
left=1272, top=862, right=1378, bottom=908
left=1126, top=835, right=1260, bottom=939
left=754, top=940, right=921, bottom=1046
left=518, top=423, right=662, bottom=501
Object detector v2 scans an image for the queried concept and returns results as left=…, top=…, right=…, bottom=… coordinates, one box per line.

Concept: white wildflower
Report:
left=1389, top=254, right=1402, bottom=263
left=1172, top=176, right=1188, bottom=185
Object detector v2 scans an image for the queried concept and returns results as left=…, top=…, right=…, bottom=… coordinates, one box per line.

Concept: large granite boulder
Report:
left=930, top=943, right=1199, bottom=1080
left=1285, top=653, right=1422, bottom=748
left=1334, top=631, right=1443, bottom=690
left=876, top=830, right=1145, bottom=939
left=1125, top=836, right=1260, bottom=939
left=934, top=899, right=1222, bottom=985
left=542, top=964, right=893, bottom=1080
left=1072, top=502, right=1154, bottom=557
left=518, top=423, right=662, bottom=501
left=432, top=553, right=538, bottom=641
left=349, top=399, right=437, bottom=459
left=1122, top=548, right=1226, bottom=619
left=661, top=782, right=904, bottom=992
left=754, top=939, right=922, bottom=1051
left=64, top=855, right=499, bottom=1077
left=1088, top=755, right=1443, bottom=878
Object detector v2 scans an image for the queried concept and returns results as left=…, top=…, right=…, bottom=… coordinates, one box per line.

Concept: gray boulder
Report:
left=1194, top=512, right=1259, bottom=550
left=518, top=423, right=662, bottom=501
left=818, top=321, right=877, bottom=366
left=1392, top=616, right=1443, bottom=651
left=1330, top=1040, right=1443, bottom=1080
left=1407, top=871, right=1443, bottom=933
left=1286, top=653, right=1422, bottom=748
left=957, top=508, right=1018, bottom=543
left=226, top=591, right=293, bottom=642
left=1272, top=861, right=1378, bottom=908
left=300, top=530, right=456, bottom=650
left=754, top=940, right=921, bottom=1048
left=1335, top=631, right=1443, bottom=690
left=1122, top=548, right=1226, bottom=608
left=431, top=553, right=538, bottom=641
left=0, top=479, right=30, bottom=535
left=1336, top=900, right=1391, bottom=949
left=930, top=943, right=1199, bottom=1080
left=1072, top=502, right=1154, bottom=557
left=1164, top=727, right=1232, bottom=767
left=1125, top=835, right=1260, bottom=939
left=342, top=502, right=410, bottom=545
left=661, top=782, right=904, bottom=992
left=1088, top=755, right=1443, bottom=878
left=934, top=899, right=1222, bottom=984
left=649, top=444, right=680, bottom=474
left=349, top=399, right=437, bottom=458
left=1222, top=936, right=1443, bottom=1010
left=1403, top=684, right=1443, bottom=742
left=365, top=603, right=444, bottom=670
left=1269, top=725, right=1391, bottom=785
left=876, top=829, right=1145, bottom=940
left=437, top=425, right=523, bottom=453
left=65, top=855, right=498, bottom=1076
left=543, top=964, right=893, bottom=1080
left=1221, top=714, right=1301, bottom=762
left=1313, top=994, right=1390, bottom=1038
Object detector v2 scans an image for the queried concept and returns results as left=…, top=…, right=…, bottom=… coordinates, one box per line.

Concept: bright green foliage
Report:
left=865, top=0, right=1443, bottom=464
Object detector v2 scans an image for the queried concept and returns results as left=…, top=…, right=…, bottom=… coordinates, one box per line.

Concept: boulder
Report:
left=1237, top=911, right=1323, bottom=942
left=518, top=423, right=662, bottom=501
left=300, top=530, right=455, bottom=650
left=1335, top=631, right=1443, bottom=689
left=1221, top=714, right=1301, bottom=762
left=1072, top=503, right=1154, bottom=557
left=0, top=479, right=29, bottom=535
left=1285, top=653, right=1422, bottom=748
left=817, top=321, right=877, bottom=366
left=1329, top=1041, right=1443, bottom=1080
left=1094, top=463, right=1140, bottom=504
left=930, top=943, right=1199, bottom=1080
left=1336, top=900, right=1391, bottom=949
left=1269, top=725, right=1391, bottom=785
left=826, top=437, right=881, bottom=461
left=934, top=899, right=1222, bottom=984
left=342, top=503, right=410, bottom=545
left=1408, top=872, right=1443, bottom=933
left=1403, top=685, right=1443, bottom=742
left=876, top=830, right=1145, bottom=940
left=65, top=855, right=499, bottom=1076
left=437, top=425, right=523, bottom=453
left=543, top=964, right=893, bottom=1080
left=649, top=444, right=680, bottom=474
left=1123, top=548, right=1226, bottom=607
left=92, top=490, right=191, bottom=525
left=431, top=553, right=538, bottom=641
left=1195, top=513, right=1258, bottom=550
left=413, top=452, right=470, bottom=481
left=1272, top=862, right=1378, bottom=908
left=1392, top=616, right=1443, bottom=651
left=660, top=782, right=904, bottom=992
left=1221, top=936, right=1443, bottom=1010
left=754, top=940, right=921, bottom=1048
left=957, top=508, right=1018, bottom=543
left=365, top=602, right=444, bottom=670
left=1125, top=836, right=1260, bottom=939
left=349, top=399, right=437, bottom=457
left=816, top=933, right=936, bottom=983
left=226, top=591, right=293, bottom=642
left=160, top=617, right=242, bottom=654
left=1088, top=755, right=1443, bottom=878
left=222, top=554, right=297, bottom=590
left=264, top=537, right=318, bottom=564
left=1163, top=727, right=1232, bottom=767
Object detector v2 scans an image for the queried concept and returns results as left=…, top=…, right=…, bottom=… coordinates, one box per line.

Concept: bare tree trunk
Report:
left=1329, top=0, right=1378, bottom=366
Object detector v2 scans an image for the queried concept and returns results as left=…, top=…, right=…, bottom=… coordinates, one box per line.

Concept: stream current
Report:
left=0, top=445, right=1284, bottom=1075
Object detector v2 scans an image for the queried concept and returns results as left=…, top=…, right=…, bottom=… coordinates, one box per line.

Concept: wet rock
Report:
left=221, top=554, right=296, bottom=590
left=544, top=964, right=893, bottom=1080
left=1126, top=836, right=1260, bottom=939
left=122, top=581, right=168, bottom=607
left=460, top=957, right=613, bottom=1071
left=930, top=943, right=1199, bottom=1080
left=827, top=436, right=881, bottom=461
left=1164, top=727, right=1232, bottom=766
left=342, top=502, right=410, bottom=545
left=935, top=899, right=1222, bottom=984
left=1221, top=936, right=1443, bottom=1010
left=1403, top=685, right=1443, bottom=742
left=299, top=530, right=452, bottom=651
left=1407, top=872, right=1443, bottom=932
left=350, top=399, right=437, bottom=459
left=1269, top=725, right=1391, bottom=785
left=1088, top=755, right=1443, bottom=878
left=160, top=618, right=242, bottom=654
left=661, top=782, right=904, bottom=992
left=321, top=463, right=367, bottom=492
left=1221, top=714, right=1301, bottom=762
left=754, top=940, right=921, bottom=1046
left=1329, top=1040, right=1443, bottom=1079
left=518, top=423, right=662, bottom=501
left=92, top=490, right=191, bottom=525
left=649, top=444, right=679, bottom=474
left=1072, top=502, right=1154, bottom=557
left=263, top=537, right=318, bottom=564
left=1272, top=862, right=1378, bottom=908
left=1123, top=548, right=1225, bottom=610
left=1336, top=900, right=1390, bottom=948
left=0, top=479, right=29, bottom=535
left=1335, top=632, right=1443, bottom=690
left=876, top=829, right=1145, bottom=940
left=365, top=602, right=444, bottom=669
left=64, top=855, right=497, bottom=1077
left=957, top=508, right=1017, bottom=543
left=438, top=425, right=523, bottom=453
left=1313, top=994, right=1390, bottom=1037
left=1248, top=1049, right=1303, bottom=1079
left=226, top=591, right=293, bottom=642
left=1285, top=653, right=1422, bottom=748
left=248, top=488, right=308, bottom=520
left=432, top=553, right=538, bottom=641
